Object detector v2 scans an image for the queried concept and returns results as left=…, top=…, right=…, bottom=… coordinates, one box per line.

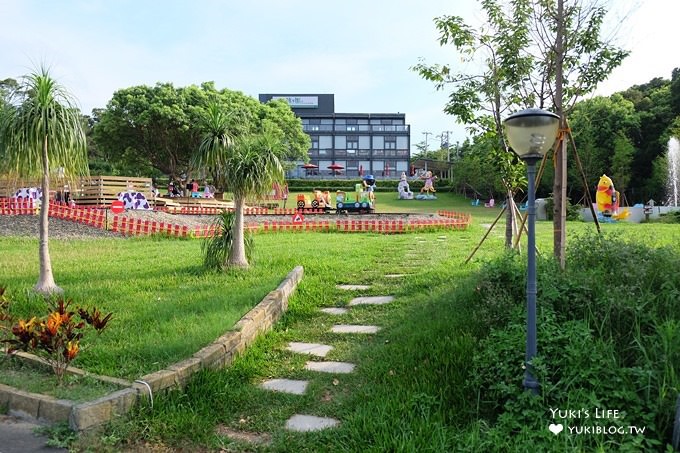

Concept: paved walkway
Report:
left=0, top=415, right=66, bottom=453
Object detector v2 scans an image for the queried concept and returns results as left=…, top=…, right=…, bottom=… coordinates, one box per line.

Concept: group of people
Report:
left=165, top=179, right=215, bottom=198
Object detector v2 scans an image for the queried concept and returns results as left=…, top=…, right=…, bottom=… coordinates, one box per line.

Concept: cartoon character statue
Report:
left=363, top=174, right=376, bottom=202
left=596, top=174, right=619, bottom=217
left=398, top=172, right=413, bottom=200
left=415, top=170, right=438, bottom=200
left=420, top=170, right=437, bottom=194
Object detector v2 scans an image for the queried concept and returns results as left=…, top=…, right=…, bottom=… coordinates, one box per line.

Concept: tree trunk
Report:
left=553, top=0, right=567, bottom=269
left=505, top=190, right=513, bottom=248
left=34, top=134, right=62, bottom=295
left=228, top=196, right=249, bottom=268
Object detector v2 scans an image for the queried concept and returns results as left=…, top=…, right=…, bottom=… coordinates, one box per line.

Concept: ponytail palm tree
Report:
left=0, top=67, right=89, bottom=294
left=194, top=102, right=284, bottom=269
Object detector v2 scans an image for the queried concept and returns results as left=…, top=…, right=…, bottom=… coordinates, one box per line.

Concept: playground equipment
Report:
left=595, top=174, right=629, bottom=221
left=297, top=190, right=333, bottom=210
left=296, top=183, right=375, bottom=214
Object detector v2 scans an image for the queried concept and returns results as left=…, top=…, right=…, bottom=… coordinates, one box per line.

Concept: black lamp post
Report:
left=503, top=108, right=560, bottom=394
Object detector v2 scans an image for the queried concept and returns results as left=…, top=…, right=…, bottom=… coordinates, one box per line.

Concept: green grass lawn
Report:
left=2, top=197, right=679, bottom=451
left=72, top=220, right=677, bottom=452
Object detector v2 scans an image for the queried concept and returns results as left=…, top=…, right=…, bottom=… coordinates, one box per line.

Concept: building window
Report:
left=319, top=136, right=332, bottom=149
left=311, top=138, right=319, bottom=149
left=347, top=136, right=358, bottom=149
left=335, top=136, right=346, bottom=149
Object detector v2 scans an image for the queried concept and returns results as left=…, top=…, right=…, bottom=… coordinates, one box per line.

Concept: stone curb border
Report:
left=0, top=265, right=304, bottom=431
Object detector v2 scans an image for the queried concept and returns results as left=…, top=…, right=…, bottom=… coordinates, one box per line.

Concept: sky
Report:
left=1, top=0, right=678, bottom=153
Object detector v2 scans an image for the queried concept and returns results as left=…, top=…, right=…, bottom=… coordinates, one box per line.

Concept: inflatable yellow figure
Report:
left=596, top=174, right=618, bottom=217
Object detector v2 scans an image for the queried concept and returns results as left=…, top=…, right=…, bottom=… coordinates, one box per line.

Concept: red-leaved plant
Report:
left=1, top=287, right=112, bottom=384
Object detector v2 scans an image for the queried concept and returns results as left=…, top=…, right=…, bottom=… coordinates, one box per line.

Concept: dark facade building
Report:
left=259, top=94, right=410, bottom=178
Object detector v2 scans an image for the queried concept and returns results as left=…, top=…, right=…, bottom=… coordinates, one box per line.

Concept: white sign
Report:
left=273, top=96, right=318, bottom=108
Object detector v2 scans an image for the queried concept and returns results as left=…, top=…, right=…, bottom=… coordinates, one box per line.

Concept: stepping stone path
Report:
left=305, top=361, right=355, bottom=374
left=331, top=324, right=380, bottom=334
left=384, top=274, right=407, bottom=278
left=279, top=285, right=395, bottom=433
left=285, top=414, right=340, bottom=432
left=261, top=379, right=308, bottom=395
left=287, top=342, right=333, bottom=357
left=348, top=296, right=394, bottom=306
left=320, top=307, right=349, bottom=315
left=336, top=284, right=371, bottom=290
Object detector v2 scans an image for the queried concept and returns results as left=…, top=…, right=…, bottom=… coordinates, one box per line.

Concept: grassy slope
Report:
left=3, top=194, right=679, bottom=450
left=96, top=221, right=680, bottom=451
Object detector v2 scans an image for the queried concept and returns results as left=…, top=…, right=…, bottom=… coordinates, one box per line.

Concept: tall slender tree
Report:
left=0, top=67, right=89, bottom=294
left=193, top=102, right=284, bottom=269
left=415, top=0, right=628, bottom=263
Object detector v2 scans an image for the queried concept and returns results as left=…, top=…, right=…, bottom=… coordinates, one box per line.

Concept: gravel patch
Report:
left=0, top=210, right=446, bottom=239
left=0, top=215, right=122, bottom=240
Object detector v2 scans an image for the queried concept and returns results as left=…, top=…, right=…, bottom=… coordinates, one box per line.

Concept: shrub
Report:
left=457, top=233, right=680, bottom=450
left=543, top=195, right=583, bottom=220
left=2, top=291, right=112, bottom=384
left=201, top=210, right=253, bottom=271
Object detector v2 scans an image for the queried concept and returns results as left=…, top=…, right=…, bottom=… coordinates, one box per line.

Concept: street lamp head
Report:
left=504, top=108, right=560, bottom=160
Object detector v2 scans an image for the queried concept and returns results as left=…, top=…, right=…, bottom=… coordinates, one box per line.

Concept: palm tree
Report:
left=0, top=67, right=89, bottom=294
left=194, top=102, right=284, bottom=269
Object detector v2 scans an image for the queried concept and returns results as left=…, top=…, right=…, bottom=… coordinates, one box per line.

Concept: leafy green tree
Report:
left=92, top=83, right=307, bottom=185
left=668, top=67, right=680, bottom=117
left=259, top=98, right=310, bottom=166
left=415, top=0, right=628, bottom=260
left=193, top=103, right=285, bottom=269
left=412, top=1, right=534, bottom=248
left=0, top=78, right=19, bottom=109
left=92, top=83, right=211, bottom=180
left=610, top=133, right=635, bottom=198
left=0, top=67, right=89, bottom=294
left=568, top=94, right=639, bottom=199
left=621, top=79, right=675, bottom=199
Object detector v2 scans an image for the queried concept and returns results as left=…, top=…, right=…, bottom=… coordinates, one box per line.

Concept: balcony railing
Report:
left=303, top=124, right=409, bottom=133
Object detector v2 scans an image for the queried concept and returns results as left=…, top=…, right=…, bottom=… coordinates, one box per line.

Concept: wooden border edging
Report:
left=0, top=266, right=304, bottom=431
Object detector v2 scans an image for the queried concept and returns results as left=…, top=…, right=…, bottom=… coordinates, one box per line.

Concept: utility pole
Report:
left=422, top=131, right=432, bottom=150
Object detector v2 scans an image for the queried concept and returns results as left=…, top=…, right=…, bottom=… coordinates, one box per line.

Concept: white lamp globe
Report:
left=504, top=108, right=560, bottom=159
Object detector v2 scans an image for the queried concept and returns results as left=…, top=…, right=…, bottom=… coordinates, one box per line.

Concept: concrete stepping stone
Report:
left=336, top=284, right=371, bottom=291
left=331, top=324, right=380, bottom=334
left=287, top=342, right=333, bottom=357
left=286, top=414, right=340, bottom=432
left=261, top=379, right=308, bottom=395
left=320, top=307, right=349, bottom=315
left=305, top=361, right=355, bottom=374
left=285, top=414, right=340, bottom=432
left=348, top=296, right=394, bottom=306
left=384, top=274, right=407, bottom=278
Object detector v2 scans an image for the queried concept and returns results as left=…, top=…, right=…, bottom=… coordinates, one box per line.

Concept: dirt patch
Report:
left=215, top=424, right=272, bottom=446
